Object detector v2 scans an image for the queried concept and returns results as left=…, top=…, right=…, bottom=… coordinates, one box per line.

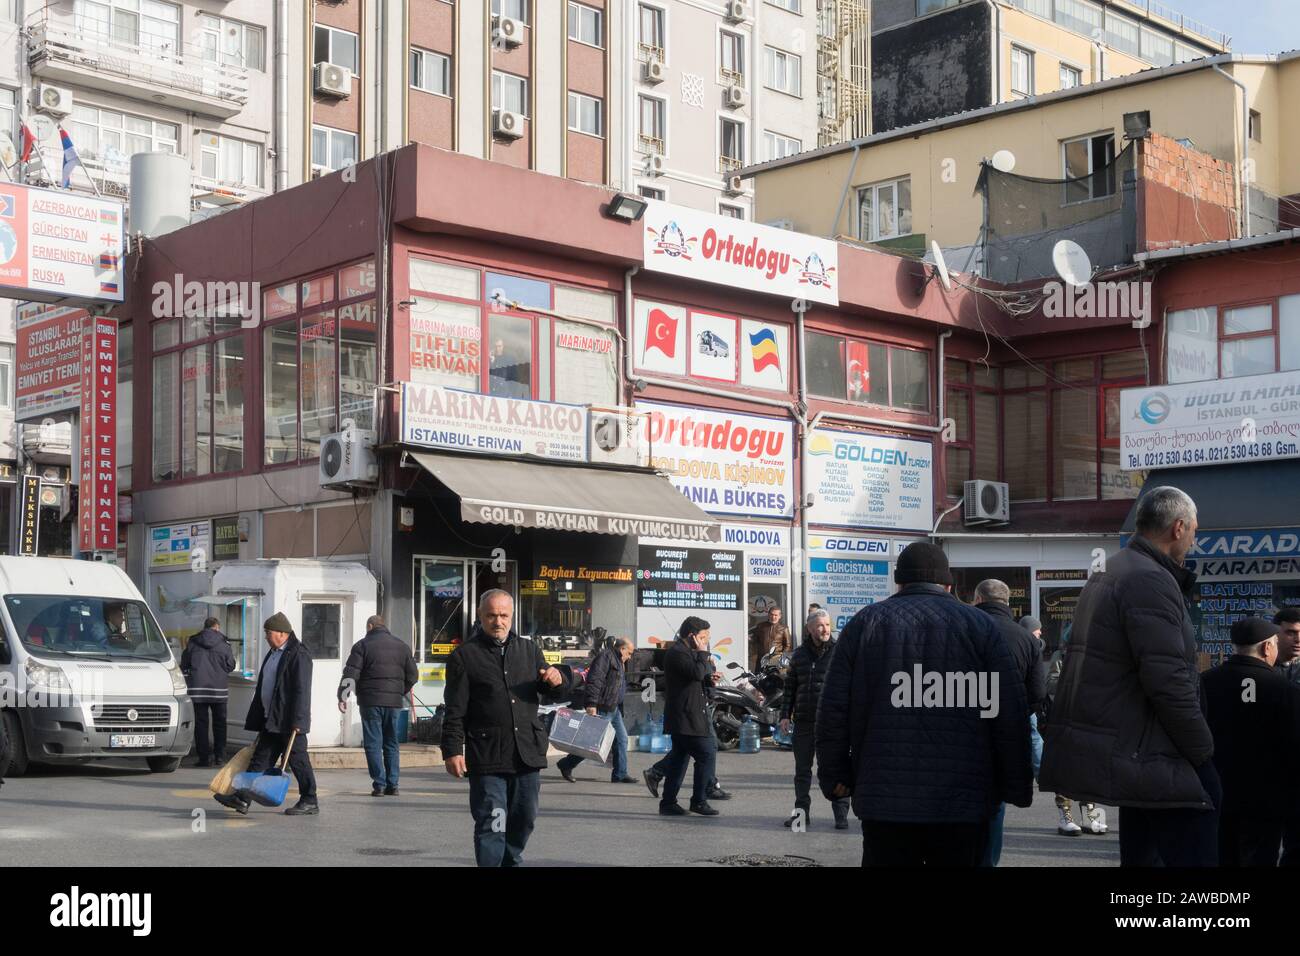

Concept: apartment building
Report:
left=872, top=0, right=1227, bottom=131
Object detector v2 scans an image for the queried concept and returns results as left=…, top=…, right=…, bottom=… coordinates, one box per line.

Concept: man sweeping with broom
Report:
left=213, top=612, right=319, bottom=816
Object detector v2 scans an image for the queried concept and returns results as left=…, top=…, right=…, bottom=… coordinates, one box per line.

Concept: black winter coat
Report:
left=582, top=646, right=626, bottom=712
left=181, top=628, right=237, bottom=703
left=977, top=602, right=1047, bottom=714
left=663, top=637, right=714, bottom=738
left=1039, top=536, right=1215, bottom=809
left=1201, top=655, right=1300, bottom=819
left=440, top=628, right=573, bottom=776
left=244, top=635, right=313, bottom=735
left=338, top=626, right=419, bottom=708
left=815, top=583, right=1032, bottom=824
left=781, top=635, right=836, bottom=728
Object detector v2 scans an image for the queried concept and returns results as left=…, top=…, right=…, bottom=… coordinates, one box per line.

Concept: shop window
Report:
left=807, top=330, right=927, bottom=411
left=263, top=323, right=299, bottom=466
left=1052, top=387, right=1096, bottom=500
left=300, top=310, right=338, bottom=460
left=1004, top=392, right=1047, bottom=501
left=152, top=353, right=179, bottom=481
left=806, top=332, right=845, bottom=399
left=973, top=391, right=999, bottom=480
left=1167, top=297, right=1300, bottom=382
left=890, top=347, right=930, bottom=410
left=301, top=602, right=341, bottom=660
left=487, top=313, right=532, bottom=399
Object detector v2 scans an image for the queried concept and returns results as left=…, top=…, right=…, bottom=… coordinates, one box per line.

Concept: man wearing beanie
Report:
left=214, top=611, right=319, bottom=816
left=1201, top=617, right=1300, bottom=866
left=816, top=542, right=1032, bottom=866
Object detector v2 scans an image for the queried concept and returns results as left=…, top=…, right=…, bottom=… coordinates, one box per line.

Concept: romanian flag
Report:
left=749, top=327, right=780, bottom=373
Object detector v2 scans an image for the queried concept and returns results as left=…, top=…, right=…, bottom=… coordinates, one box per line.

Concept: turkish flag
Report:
left=645, top=308, right=677, bottom=358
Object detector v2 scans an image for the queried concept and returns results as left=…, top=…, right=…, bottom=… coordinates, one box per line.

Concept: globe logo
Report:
left=1139, top=393, right=1170, bottom=425
left=0, top=221, right=17, bottom=265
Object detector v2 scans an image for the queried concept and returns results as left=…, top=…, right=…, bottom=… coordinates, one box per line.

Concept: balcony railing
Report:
left=27, top=19, right=250, bottom=111
left=637, top=42, right=665, bottom=63
left=719, top=155, right=744, bottom=173
left=719, top=67, right=744, bottom=86
left=638, top=134, right=665, bottom=155
left=1005, top=0, right=1228, bottom=55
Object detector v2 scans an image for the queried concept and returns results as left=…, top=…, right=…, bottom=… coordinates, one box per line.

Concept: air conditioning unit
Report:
left=645, top=153, right=665, bottom=176
left=643, top=58, right=666, bottom=84
left=724, top=1, right=749, bottom=24
left=725, top=84, right=747, bottom=110
left=314, top=61, right=351, bottom=98
left=493, top=109, right=525, bottom=139
left=963, top=479, right=1010, bottom=525
left=724, top=173, right=746, bottom=196
left=765, top=218, right=794, bottom=230
left=588, top=407, right=650, bottom=467
left=493, top=15, right=525, bottom=47
left=30, top=83, right=72, bottom=117
left=319, top=426, right=378, bottom=489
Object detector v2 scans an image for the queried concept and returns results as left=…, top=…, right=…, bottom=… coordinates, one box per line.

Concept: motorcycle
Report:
left=709, top=653, right=790, bottom=751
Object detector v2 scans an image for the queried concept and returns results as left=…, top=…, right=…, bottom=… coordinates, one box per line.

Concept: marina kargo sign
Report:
left=400, top=382, right=588, bottom=462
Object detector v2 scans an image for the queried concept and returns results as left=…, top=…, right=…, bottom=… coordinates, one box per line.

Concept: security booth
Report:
left=206, top=559, right=378, bottom=747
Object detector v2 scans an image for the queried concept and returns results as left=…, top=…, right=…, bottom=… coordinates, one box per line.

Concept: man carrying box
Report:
left=557, top=637, right=636, bottom=784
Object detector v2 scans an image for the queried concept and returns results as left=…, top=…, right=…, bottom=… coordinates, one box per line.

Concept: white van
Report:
left=0, top=556, right=194, bottom=775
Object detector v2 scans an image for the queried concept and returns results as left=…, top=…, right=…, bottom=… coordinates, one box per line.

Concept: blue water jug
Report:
left=772, top=720, right=793, bottom=748
left=738, top=716, right=761, bottom=754
left=650, top=733, right=671, bottom=753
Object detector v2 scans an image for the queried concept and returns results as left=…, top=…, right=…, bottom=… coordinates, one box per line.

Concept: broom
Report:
left=208, top=740, right=256, bottom=797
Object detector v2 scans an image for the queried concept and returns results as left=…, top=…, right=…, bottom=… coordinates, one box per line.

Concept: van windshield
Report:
left=5, top=596, right=171, bottom=663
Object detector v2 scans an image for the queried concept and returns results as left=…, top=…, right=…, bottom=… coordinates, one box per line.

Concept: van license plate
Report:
left=110, top=735, right=156, bottom=748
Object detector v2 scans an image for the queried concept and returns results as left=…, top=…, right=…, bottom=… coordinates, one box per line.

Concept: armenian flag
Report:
left=749, top=327, right=780, bottom=373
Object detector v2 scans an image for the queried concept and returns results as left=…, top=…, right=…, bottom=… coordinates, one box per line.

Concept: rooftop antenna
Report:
left=990, top=149, right=1017, bottom=173
left=1052, top=239, right=1093, bottom=289
left=930, top=240, right=953, bottom=293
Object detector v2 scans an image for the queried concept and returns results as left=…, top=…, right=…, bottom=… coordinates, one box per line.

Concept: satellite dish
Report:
left=990, top=149, right=1017, bottom=173
left=1052, top=239, right=1093, bottom=289
left=930, top=240, right=953, bottom=293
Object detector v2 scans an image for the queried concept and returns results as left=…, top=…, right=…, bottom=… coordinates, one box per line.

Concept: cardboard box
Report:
left=548, top=707, right=615, bottom=763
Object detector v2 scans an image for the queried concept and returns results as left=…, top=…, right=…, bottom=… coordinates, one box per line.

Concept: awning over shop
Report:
left=409, top=451, right=721, bottom=542
left=1121, top=461, right=1300, bottom=532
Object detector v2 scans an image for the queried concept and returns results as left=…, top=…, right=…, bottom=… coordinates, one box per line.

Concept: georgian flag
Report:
left=58, top=125, right=83, bottom=188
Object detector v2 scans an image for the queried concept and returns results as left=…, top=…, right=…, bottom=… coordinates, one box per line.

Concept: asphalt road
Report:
left=0, top=748, right=1121, bottom=867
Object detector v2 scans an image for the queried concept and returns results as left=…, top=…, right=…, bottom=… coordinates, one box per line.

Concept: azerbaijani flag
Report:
left=749, top=327, right=780, bottom=373
left=58, top=126, right=82, bottom=188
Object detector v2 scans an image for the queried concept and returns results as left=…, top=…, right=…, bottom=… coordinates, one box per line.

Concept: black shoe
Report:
left=707, top=786, right=732, bottom=801
left=834, top=816, right=850, bottom=830
left=689, top=801, right=720, bottom=816
left=612, top=775, right=638, bottom=784
left=783, top=811, right=806, bottom=828
left=195, top=758, right=213, bottom=768
left=643, top=768, right=662, bottom=799
left=559, top=764, right=576, bottom=783
left=371, top=785, right=383, bottom=796
left=284, top=798, right=320, bottom=816
left=384, top=786, right=399, bottom=796
left=213, top=792, right=249, bottom=815
left=659, top=802, right=687, bottom=816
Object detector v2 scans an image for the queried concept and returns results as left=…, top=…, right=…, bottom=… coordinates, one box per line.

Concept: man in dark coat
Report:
left=1274, top=607, right=1300, bottom=865
left=338, top=614, right=418, bottom=796
left=817, top=542, right=1032, bottom=867
left=182, top=616, right=237, bottom=767
left=557, top=638, right=635, bottom=784
left=1201, top=617, right=1300, bottom=866
left=750, top=605, right=792, bottom=673
left=654, top=616, right=723, bottom=817
left=1039, top=486, right=1220, bottom=866
left=214, top=612, right=318, bottom=816
left=441, top=589, right=570, bottom=867
left=975, top=579, right=1050, bottom=865
left=780, top=608, right=850, bottom=830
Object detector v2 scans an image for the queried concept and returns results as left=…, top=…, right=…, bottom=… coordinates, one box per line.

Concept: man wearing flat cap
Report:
left=214, top=611, right=319, bottom=816
left=1201, top=616, right=1300, bottom=866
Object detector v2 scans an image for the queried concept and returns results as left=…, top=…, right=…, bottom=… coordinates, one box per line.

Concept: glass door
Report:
left=415, top=556, right=517, bottom=664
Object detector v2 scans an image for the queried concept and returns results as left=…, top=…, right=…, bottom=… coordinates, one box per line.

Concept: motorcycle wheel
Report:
left=712, top=709, right=741, bottom=751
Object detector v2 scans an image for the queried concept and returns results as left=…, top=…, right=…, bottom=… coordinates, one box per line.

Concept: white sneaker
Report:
left=1057, top=806, right=1083, bottom=835
left=1083, top=805, right=1108, bottom=834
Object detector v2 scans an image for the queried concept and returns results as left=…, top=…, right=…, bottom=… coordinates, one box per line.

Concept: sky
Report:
left=1171, top=0, right=1300, bottom=54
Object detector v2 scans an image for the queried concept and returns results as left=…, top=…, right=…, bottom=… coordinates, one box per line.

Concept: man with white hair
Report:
left=1040, top=486, right=1220, bottom=866
left=441, top=589, right=570, bottom=867
left=780, top=608, right=850, bottom=829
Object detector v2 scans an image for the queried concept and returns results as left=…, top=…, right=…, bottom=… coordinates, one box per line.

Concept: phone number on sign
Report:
left=1128, top=439, right=1300, bottom=468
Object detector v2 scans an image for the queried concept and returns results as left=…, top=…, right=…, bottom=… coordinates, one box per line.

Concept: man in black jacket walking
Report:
left=780, top=608, right=849, bottom=830
left=214, top=612, right=318, bottom=816
left=557, top=637, right=635, bottom=784
left=1040, top=486, right=1219, bottom=866
left=975, top=579, right=1049, bottom=865
left=338, top=615, right=419, bottom=796
left=441, top=589, right=570, bottom=867
left=1201, top=617, right=1300, bottom=866
left=656, top=616, right=723, bottom=817
left=182, top=617, right=237, bottom=767
left=817, top=543, right=1032, bottom=866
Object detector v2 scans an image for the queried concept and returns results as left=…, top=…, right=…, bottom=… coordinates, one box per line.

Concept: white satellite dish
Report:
left=1052, top=239, right=1093, bottom=289
left=990, top=149, right=1017, bottom=173
left=930, top=240, right=953, bottom=293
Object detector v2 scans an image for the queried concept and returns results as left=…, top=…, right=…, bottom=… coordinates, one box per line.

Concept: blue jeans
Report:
left=982, top=804, right=1006, bottom=867
left=660, top=733, right=717, bottom=808
left=1030, top=712, right=1043, bottom=779
left=468, top=771, right=541, bottom=867
left=360, top=705, right=402, bottom=790
left=557, top=708, right=628, bottom=779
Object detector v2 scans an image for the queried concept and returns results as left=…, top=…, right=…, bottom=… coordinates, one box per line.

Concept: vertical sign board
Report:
left=18, top=475, right=41, bottom=555
left=78, top=317, right=117, bottom=553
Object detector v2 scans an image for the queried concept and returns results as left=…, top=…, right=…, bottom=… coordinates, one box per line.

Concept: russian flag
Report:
left=58, top=126, right=82, bottom=188
left=749, top=327, right=780, bottom=373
